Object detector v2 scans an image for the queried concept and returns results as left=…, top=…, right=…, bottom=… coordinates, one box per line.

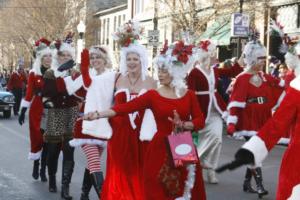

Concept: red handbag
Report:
left=166, top=131, right=199, bottom=167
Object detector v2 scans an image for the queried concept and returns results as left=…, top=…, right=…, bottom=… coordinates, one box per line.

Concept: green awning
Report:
left=197, top=18, right=231, bottom=46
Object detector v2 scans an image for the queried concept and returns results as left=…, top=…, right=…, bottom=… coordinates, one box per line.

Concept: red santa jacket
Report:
left=7, top=71, right=27, bottom=91
left=20, top=71, right=44, bottom=108
left=187, top=63, right=243, bottom=122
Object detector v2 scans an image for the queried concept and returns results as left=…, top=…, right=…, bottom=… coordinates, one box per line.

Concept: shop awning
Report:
left=197, top=18, right=231, bottom=46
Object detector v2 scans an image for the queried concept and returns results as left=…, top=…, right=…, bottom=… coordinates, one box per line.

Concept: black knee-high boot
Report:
left=80, top=168, right=92, bottom=200
left=40, top=143, right=48, bottom=182
left=32, top=160, right=39, bottom=180
left=61, top=161, right=74, bottom=200
left=243, top=168, right=256, bottom=193
left=253, top=167, right=268, bottom=198
left=90, top=171, right=104, bottom=198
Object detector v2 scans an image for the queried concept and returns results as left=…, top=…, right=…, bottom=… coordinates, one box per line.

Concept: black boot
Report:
left=40, top=144, right=48, bottom=182
left=32, top=160, right=39, bottom=180
left=61, top=161, right=74, bottom=200
left=48, top=175, right=57, bottom=193
left=90, top=171, right=104, bottom=198
left=80, top=168, right=92, bottom=200
left=254, top=167, right=268, bottom=198
left=243, top=168, right=256, bottom=193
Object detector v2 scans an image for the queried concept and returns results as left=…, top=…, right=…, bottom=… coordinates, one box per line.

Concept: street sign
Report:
left=148, top=30, right=160, bottom=46
left=231, top=13, right=250, bottom=37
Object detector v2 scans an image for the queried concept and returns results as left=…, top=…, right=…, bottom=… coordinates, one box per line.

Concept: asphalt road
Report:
left=0, top=114, right=285, bottom=200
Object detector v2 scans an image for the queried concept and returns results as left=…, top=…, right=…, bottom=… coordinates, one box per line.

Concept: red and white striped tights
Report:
left=81, top=144, right=104, bottom=173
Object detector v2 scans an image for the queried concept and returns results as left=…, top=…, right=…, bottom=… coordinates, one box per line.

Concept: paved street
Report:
left=0, top=114, right=285, bottom=200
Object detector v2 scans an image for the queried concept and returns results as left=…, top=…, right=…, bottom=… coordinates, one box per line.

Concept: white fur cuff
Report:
left=21, top=99, right=31, bottom=108
left=28, top=150, right=42, bottom=160
left=64, top=76, right=83, bottom=95
left=242, top=136, right=268, bottom=166
left=227, top=101, right=246, bottom=110
left=227, top=115, right=238, bottom=125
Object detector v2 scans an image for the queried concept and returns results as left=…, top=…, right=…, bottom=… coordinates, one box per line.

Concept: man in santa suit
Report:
left=187, top=40, right=243, bottom=184
left=217, top=40, right=300, bottom=200
left=7, top=64, right=27, bottom=115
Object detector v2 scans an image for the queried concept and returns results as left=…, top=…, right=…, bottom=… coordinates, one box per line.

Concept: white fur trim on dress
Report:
left=277, top=137, right=290, bottom=145
left=82, top=71, right=116, bottom=139
left=28, top=150, right=42, bottom=160
left=290, top=76, right=300, bottom=91
left=21, top=99, right=31, bottom=108
left=227, top=101, right=246, bottom=110
left=272, top=90, right=286, bottom=112
left=233, top=130, right=257, bottom=138
left=64, top=75, right=83, bottom=95
left=279, top=79, right=285, bottom=87
left=242, top=135, right=268, bottom=166
left=175, top=164, right=196, bottom=200
left=288, top=184, right=300, bottom=200
left=69, top=138, right=107, bottom=147
left=226, top=115, right=238, bottom=125
left=139, top=109, right=157, bottom=141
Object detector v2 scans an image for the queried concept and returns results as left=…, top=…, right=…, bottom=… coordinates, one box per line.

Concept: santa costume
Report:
left=226, top=40, right=284, bottom=197
left=18, top=38, right=52, bottom=182
left=42, top=35, right=79, bottom=199
left=187, top=40, right=243, bottom=183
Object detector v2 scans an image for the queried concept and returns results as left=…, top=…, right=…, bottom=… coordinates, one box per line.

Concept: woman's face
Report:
left=126, top=52, right=141, bottom=74
left=252, top=57, right=266, bottom=72
left=58, top=51, right=72, bottom=65
left=158, top=67, right=172, bottom=86
left=41, top=54, right=52, bottom=68
left=90, top=53, right=106, bottom=71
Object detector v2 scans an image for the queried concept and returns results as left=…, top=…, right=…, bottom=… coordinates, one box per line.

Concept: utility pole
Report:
left=153, top=0, right=158, bottom=59
left=237, top=0, right=244, bottom=58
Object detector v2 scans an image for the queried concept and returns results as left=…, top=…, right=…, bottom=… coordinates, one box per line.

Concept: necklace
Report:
left=127, top=74, right=141, bottom=90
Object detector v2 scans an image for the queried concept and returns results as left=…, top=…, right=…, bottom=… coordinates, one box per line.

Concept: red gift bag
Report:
left=166, top=131, right=199, bottom=167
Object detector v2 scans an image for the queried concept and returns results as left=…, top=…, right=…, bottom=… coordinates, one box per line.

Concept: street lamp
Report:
left=77, top=20, right=86, bottom=39
left=77, top=20, right=86, bottom=64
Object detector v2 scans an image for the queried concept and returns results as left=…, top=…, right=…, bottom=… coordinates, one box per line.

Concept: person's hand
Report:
left=79, top=111, right=99, bottom=121
left=227, top=123, right=236, bottom=136
left=168, top=110, right=183, bottom=132
left=18, top=107, right=27, bottom=125
left=216, top=148, right=254, bottom=173
left=57, top=59, right=75, bottom=72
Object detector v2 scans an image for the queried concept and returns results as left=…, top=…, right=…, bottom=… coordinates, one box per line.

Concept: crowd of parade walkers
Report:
left=13, top=20, right=300, bottom=200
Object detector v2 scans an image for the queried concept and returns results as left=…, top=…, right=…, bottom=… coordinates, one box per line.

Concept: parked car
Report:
left=0, top=85, right=15, bottom=118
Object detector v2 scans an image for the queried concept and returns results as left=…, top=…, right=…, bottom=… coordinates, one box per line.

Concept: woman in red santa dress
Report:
left=82, top=40, right=207, bottom=200
left=187, top=40, right=243, bottom=184
left=18, top=38, right=52, bottom=182
left=63, top=46, right=114, bottom=199
left=99, top=21, right=156, bottom=200
left=225, top=40, right=285, bottom=198
left=216, top=41, right=300, bottom=200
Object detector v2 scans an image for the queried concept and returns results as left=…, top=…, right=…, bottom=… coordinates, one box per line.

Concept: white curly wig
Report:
left=285, top=42, right=300, bottom=76
left=193, top=40, right=217, bottom=69
left=32, top=47, right=53, bottom=76
left=119, top=43, right=148, bottom=81
left=153, top=44, right=195, bottom=97
left=242, top=41, right=266, bottom=70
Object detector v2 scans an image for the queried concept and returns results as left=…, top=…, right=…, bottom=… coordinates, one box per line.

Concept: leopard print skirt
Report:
left=44, top=106, right=78, bottom=143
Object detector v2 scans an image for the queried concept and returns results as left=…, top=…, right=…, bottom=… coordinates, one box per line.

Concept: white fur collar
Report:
left=290, top=76, right=300, bottom=91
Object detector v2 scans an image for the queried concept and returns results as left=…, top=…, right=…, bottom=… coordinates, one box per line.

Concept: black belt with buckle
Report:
left=247, top=97, right=267, bottom=104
